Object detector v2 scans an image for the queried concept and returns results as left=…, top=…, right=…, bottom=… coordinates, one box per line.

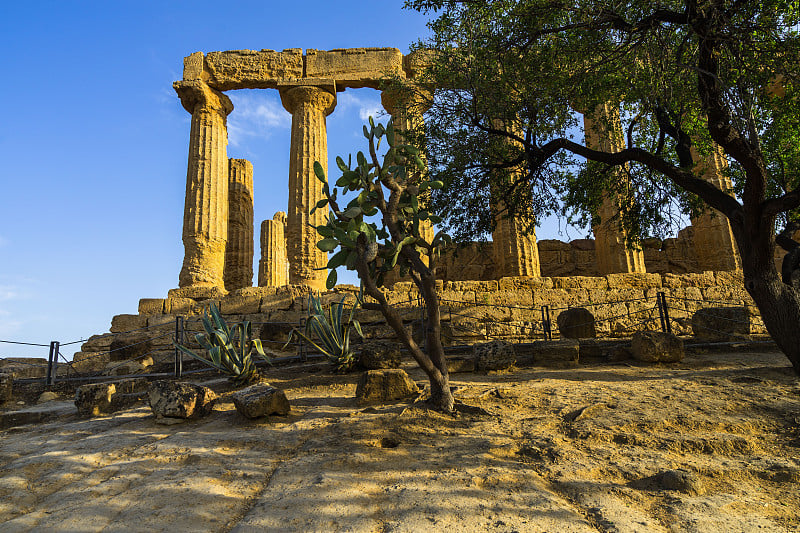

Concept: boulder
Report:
left=447, top=357, right=476, bottom=373
left=0, top=373, right=12, bottom=404
left=692, top=307, right=752, bottom=341
left=37, top=391, right=59, bottom=404
left=356, top=369, right=419, bottom=405
left=474, top=340, right=516, bottom=371
left=631, top=331, right=684, bottom=363
left=147, top=380, right=217, bottom=423
left=357, top=341, right=402, bottom=370
left=557, top=307, right=596, bottom=339
left=658, top=469, right=704, bottom=495
left=75, top=378, right=148, bottom=417
left=231, top=384, right=290, bottom=418
left=515, top=340, right=580, bottom=367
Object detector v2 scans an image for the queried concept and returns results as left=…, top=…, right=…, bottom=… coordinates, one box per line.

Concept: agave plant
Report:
left=174, top=302, right=270, bottom=386
left=286, top=287, right=364, bottom=372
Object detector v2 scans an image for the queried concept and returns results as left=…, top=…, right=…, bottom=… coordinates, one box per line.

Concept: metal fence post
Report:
left=46, top=341, right=59, bottom=386
left=660, top=292, right=672, bottom=334
left=298, top=318, right=307, bottom=362
left=174, top=316, right=184, bottom=378
left=541, top=305, right=552, bottom=341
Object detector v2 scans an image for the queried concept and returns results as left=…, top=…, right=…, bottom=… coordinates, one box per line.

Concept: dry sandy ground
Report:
left=0, top=350, right=799, bottom=532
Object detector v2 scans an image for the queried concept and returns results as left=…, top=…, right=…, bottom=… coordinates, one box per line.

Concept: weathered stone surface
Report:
left=219, top=293, right=261, bottom=315
left=147, top=380, right=217, bottom=422
left=225, top=158, right=254, bottom=291
left=515, top=340, right=580, bottom=367
left=168, top=286, right=227, bottom=301
left=606, top=272, right=662, bottom=289
left=631, top=331, right=684, bottom=363
left=306, top=48, right=403, bottom=89
left=659, top=469, right=704, bottom=495
left=0, top=373, right=12, bottom=404
left=103, top=356, right=154, bottom=376
left=70, top=351, right=108, bottom=373
left=37, top=391, right=59, bottom=404
left=203, top=49, right=304, bottom=90
left=110, top=314, right=147, bottom=334
left=0, top=358, right=47, bottom=379
left=109, top=334, right=153, bottom=363
left=692, top=307, right=753, bottom=341
left=231, top=384, right=290, bottom=418
left=557, top=307, right=597, bottom=339
left=357, top=341, right=402, bottom=370
left=259, top=212, right=289, bottom=287
left=75, top=378, right=148, bottom=417
left=356, top=369, right=419, bottom=405
left=138, top=298, right=165, bottom=315
left=447, top=358, right=476, bottom=373
left=280, top=84, right=336, bottom=290
left=174, top=80, right=233, bottom=289
left=474, top=340, right=516, bottom=371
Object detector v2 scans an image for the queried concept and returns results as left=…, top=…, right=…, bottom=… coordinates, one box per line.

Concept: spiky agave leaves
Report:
left=285, top=287, right=364, bottom=372
left=174, top=302, right=270, bottom=386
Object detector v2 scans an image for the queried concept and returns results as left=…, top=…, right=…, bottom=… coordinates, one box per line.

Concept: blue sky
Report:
left=0, top=1, right=579, bottom=358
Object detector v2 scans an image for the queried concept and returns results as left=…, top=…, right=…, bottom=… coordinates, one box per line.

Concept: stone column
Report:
left=225, top=158, right=254, bottom=291
left=259, top=212, right=289, bottom=287
left=583, top=103, right=646, bottom=274
left=690, top=144, right=741, bottom=271
left=279, top=84, right=336, bottom=290
left=174, top=80, right=234, bottom=290
left=381, top=88, right=436, bottom=263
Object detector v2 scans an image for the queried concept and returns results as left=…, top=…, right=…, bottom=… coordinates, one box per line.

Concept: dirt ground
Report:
left=0, top=349, right=798, bottom=532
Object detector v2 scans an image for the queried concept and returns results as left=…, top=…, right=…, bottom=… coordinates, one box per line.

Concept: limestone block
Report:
left=692, top=307, right=753, bottom=341
left=355, top=369, right=419, bottom=405
left=225, top=158, right=255, bottom=292
left=147, top=380, right=217, bottom=423
left=447, top=358, right=476, bottom=373
left=168, top=286, right=227, bottom=301
left=219, top=294, right=262, bottom=315
left=231, top=384, right=290, bottom=418
left=661, top=272, right=716, bottom=288
left=138, top=298, right=165, bottom=315
left=474, top=340, right=516, bottom=371
left=72, top=351, right=110, bottom=373
left=183, top=51, right=205, bottom=81
left=606, top=272, right=662, bottom=289
left=104, top=356, right=154, bottom=376
left=146, top=314, right=176, bottom=329
left=80, top=334, right=114, bottom=354
left=165, top=297, right=204, bottom=316
left=357, top=341, right=403, bottom=370
left=714, top=270, right=744, bottom=286
left=108, top=334, right=153, bottom=363
left=486, top=290, right=533, bottom=308
left=305, top=48, right=404, bottom=89
left=552, top=276, right=609, bottom=290
left=557, top=307, right=597, bottom=339
left=203, top=49, right=303, bottom=90
left=532, top=288, right=589, bottom=308
left=0, top=358, right=48, bottom=379
left=514, top=340, right=580, bottom=367
left=0, top=373, right=12, bottom=404
left=75, top=378, right=148, bottom=417
left=110, top=314, right=147, bottom=334
left=631, top=331, right=684, bottom=363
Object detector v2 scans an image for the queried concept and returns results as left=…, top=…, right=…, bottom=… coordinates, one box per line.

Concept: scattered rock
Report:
left=474, top=340, right=515, bottom=371
left=355, top=369, right=419, bottom=405
left=659, top=469, right=704, bottom=495
left=36, top=391, right=59, bottom=404
left=515, top=340, right=580, bottom=367
left=692, top=306, right=753, bottom=341
left=147, top=380, right=217, bottom=423
left=357, top=341, right=402, bottom=370
left=75, top=378, right=148, bottom=417
left=103, top=356, right=154, bottom=376
left=564, top=403, right=607, bottom=422
left=557, top=307, right=597, bottom=339
left=0, top=372, right=12, bottom=404
left=447, top=357, right=476, bottom=373
left=631, top=331, right=684, bottom=363
left=231, top=384, right=290, bottom=418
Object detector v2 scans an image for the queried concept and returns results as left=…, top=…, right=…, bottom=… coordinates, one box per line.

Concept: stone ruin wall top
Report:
left=182, top=48, right=418, bottom=91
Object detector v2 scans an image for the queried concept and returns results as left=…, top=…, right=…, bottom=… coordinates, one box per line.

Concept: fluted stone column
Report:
left=690, top=144, right=741, bottom=271
left=225, top=158, right=254, bottom=291
left=259, top=212, right=288, bottom=287
left=279, top=84, right=336, bottom=290
left=583, top=103, right=646, bottom=274
left=381, top=88, right=436, bottom=262
left=174, top=80, right=234, bottom=290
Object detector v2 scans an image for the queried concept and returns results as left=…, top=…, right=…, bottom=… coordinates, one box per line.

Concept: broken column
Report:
left=259, top=212, right=289, bottom=287
left=225, top=158, right=254, bottom=291
left=279, top=82, right=336, bottom=290
left=583, top=103, right=646, bottom=274
left=174, top=80, right=234, bottom=290
left=690, top=144, right=741, bottom=271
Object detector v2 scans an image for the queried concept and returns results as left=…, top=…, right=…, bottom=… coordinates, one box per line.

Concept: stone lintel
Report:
left=200, top=49, right=304, bottom=91
left=306, top=48, right=404, bottom=89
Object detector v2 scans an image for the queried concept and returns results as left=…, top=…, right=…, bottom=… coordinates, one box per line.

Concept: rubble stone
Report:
left=356, top=369, right=419, bottom=405
left=631, top=331, right=684, bottom=363
left=75, top=378, right=148, bottom=417
left=357, top=341, right=402, bottom=370
left=474, top=340, right=516, bottom=371
left=147, top=380, right=217, bottom=423
left=231, top=384, right=290, bottom=418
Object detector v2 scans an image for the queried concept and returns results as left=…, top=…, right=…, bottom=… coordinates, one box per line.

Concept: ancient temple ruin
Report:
left=170, top=47, right=741, bottom=296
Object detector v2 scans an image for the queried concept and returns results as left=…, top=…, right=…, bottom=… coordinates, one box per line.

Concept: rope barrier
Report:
left=0, top=339, right=49, bottom=347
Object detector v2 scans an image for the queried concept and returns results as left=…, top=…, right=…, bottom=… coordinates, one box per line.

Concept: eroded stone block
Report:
left=138, top=298, right=165, bottom=315
left=110, top=314, right=147, bottom=334
left=204, top=49, right=303, bottom=90
left=305, top=48, right=403, bottom=88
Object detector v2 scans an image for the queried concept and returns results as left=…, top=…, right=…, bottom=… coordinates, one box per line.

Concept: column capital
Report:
left=279, top=84, right=336, bottom=116
left=173, top=80, right=233, bottom=117
left=380, top=86, right=432, bottom=118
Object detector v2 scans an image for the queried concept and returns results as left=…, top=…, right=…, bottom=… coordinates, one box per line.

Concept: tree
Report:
left=405, top=0, right=800, bottom=372
left=312, top=118, right=456, bottom=411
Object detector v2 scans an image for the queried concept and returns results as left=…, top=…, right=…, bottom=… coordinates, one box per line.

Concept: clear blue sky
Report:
left=0, top=0, right=577, bottom=358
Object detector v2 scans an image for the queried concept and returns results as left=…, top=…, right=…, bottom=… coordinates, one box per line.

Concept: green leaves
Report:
left=316, top=238, right=339, bottom=252
left=313, top=161, right=326, bottom=183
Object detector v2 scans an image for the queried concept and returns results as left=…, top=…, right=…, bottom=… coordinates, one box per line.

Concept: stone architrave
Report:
left=174, top=80, right=234, bottom=288
left=690, top=144, right=741, bottom=271
left=279, top=83, right=337, bottom=290
left=225, top=158, right=254, bottom=291
left=259, top=212, right=289, bottom=287
left=487, top=120, right=542, bottom=278
left=583, top=103, right=646, bottom=275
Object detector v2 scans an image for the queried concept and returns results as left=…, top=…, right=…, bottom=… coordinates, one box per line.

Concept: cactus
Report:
left=174, top=302, right=270, bottom=386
